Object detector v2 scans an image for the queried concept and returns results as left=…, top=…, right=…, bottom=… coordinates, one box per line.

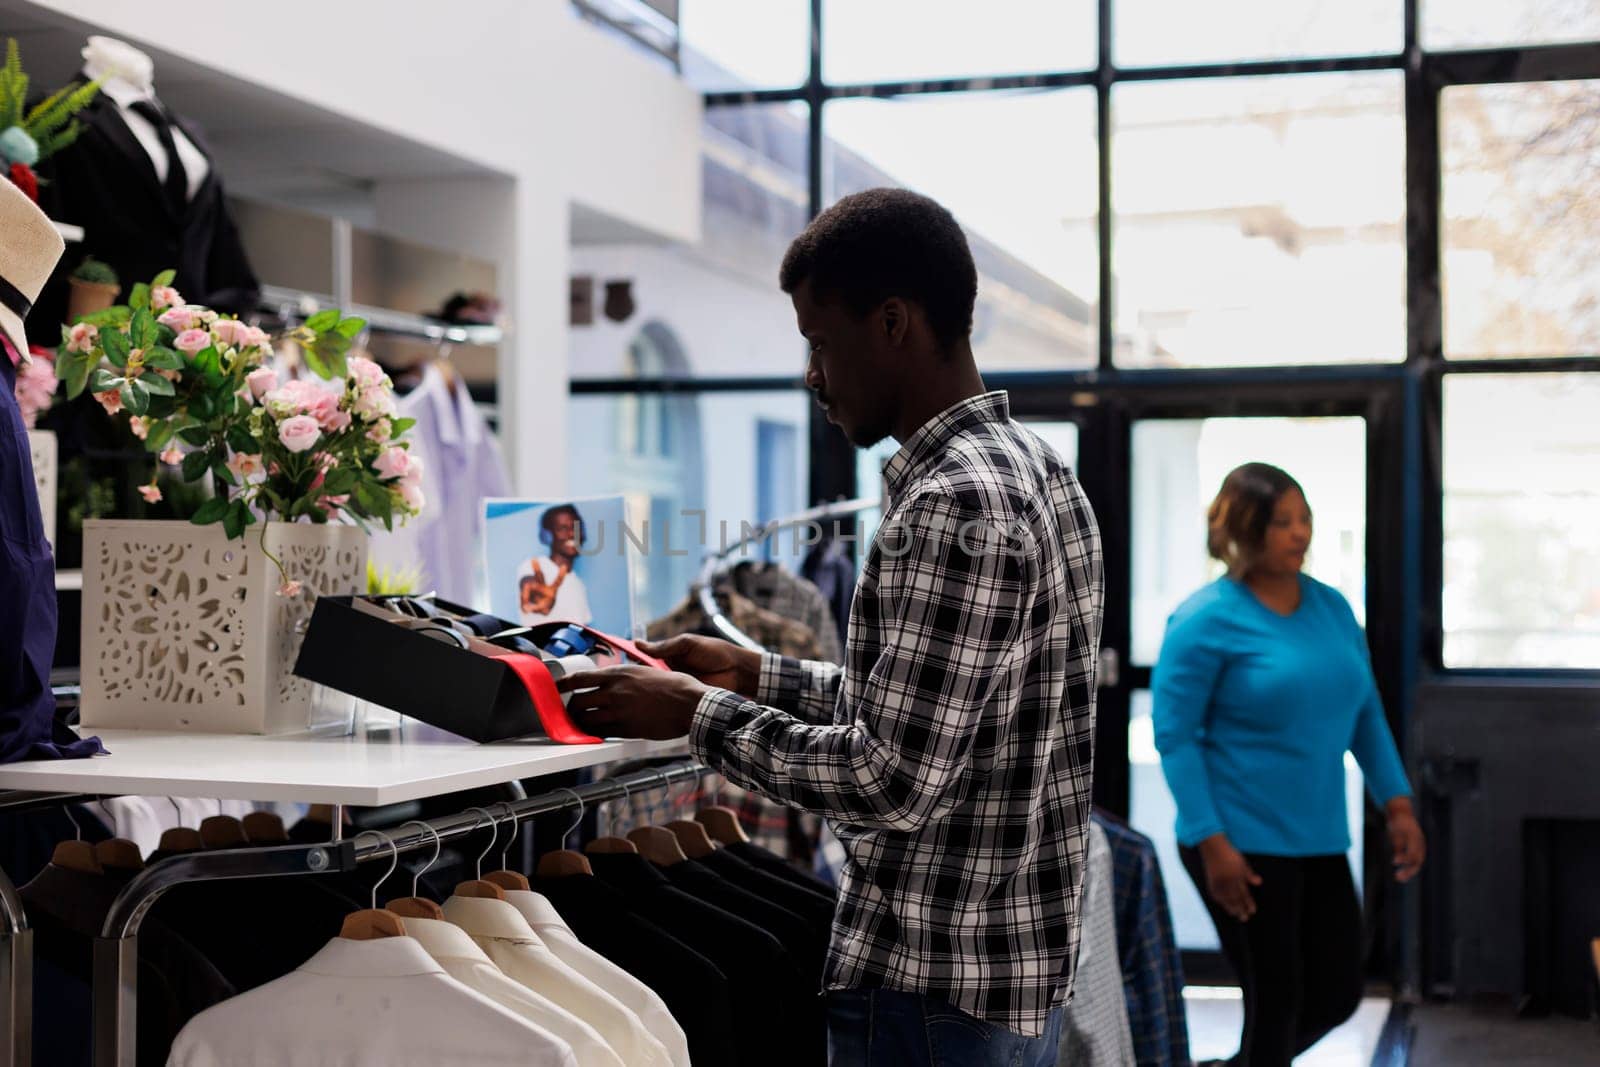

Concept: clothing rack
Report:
left=693, top=495, right=881, bottom=651
left=0, top=759, right=708, bottom=1067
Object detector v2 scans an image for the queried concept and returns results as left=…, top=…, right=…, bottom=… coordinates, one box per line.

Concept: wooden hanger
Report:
left=94, top=839, right=146, bottom=871
left=386, top=820, right=446, bottom=920
left=535, top=789, right=594, bottom=878
left=666, top=819, right=718, bottom=859
left=200, top=814, right=248, bottom=849
left=52, top=806, right=103, bottom=874
left=158, top=827, right=204, bottom=853
left=341, top=831, right=408, bottom=940
left=628, top=826, right=687, bottom=867
left=242, top=811, right=288, bottom=844
left=585, top=836, right=638, bottom=855
left=454, top=807, right=510, bottom=901
left=696, top=806, right=750, bottom=845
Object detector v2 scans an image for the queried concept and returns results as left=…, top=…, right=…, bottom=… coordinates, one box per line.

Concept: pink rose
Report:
left=276, top=580, right=303, bottom=598
left=365, top=418, right=392, bottom=444
left=397, top=481, right=425, bottom=514
left=159, top=447, right=182, bottom=466
left=226, top=452, right=264, bottom=480
left=174, top=328, right=210, bottom=356
left=156, top=368, right=182, bottom=382
left=128, top=415, right=149, bottom=440
left=65, top=322, right=98, bottom=353
left=137, top=484, right=162, bottom=503
left=211, top=319, right=251, bottom=347
left=242, top=326, right=271, bottom=350
left=320, top=408, right=352, bottom=434
left=353, top=384, right=396, bottom=421
left=373, top=446, right=414, bottom=482
left=348, top=355, right=385, bottom=389
left=263, top=379, right=338, bottom=421
left=94, top=388, right=122, bottom=415
left=245, top=367, right=278, bottom=401
left=277, top=415, right=321, bottom=453
left=149, top=286, right=183, bottom=312
left=157, top=306, right=196, bottom=331
left=317, top=494, right=349, bottom=515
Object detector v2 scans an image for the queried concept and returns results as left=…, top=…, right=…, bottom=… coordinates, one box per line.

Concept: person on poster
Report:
left=517, top=503, right=592, bottom=625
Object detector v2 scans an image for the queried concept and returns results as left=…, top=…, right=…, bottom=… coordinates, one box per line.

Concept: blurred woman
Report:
left=1152, top=462, right=1424, bottom=1066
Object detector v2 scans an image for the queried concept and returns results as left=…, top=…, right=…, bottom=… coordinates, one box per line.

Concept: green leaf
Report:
left=145, top=420, right=175, bottom=451
left=75, top=306, right=130, bottom=329
left=195, top=346, right=223, bottom=386
left=101, top=328, right=130, bottom=368
left=321, top=468, right=359, bottom=495
left=300, top=344, right=330, bottom=380
left=88, top=367, right=119, bottom=394
left=178, top=426, right=212, bottom=447
left=151, top=269, right=177, bottom=289
left=119, top=378, right=150, bottom=416
left=59, top=352, right=92, bottom=398
left=335, top=316, right=366, bottom=340
left=354, top=481, right=389, bottom=517
left=211, top=460, right=236, bottom=486
left=390, top=417, right=417, bottom=437
left=222, top=500, right=245, bottom=540
left=227, top=425, right=258, bottom=454
left=128, top=282, right=150, bottom=313
left=192, top=497, right=230, bottom=525
left=309, top=335, right=351, bottom=380
left=190, top=391, right=215, bottom=421
left=181, top=449, right=212, bottom=483
left=131, top=307, right=157, bottom=349
left=143, top=346, right=183, bottom=371
left=141, top=374, right=175, bottom=398
left=304, top=309, right=340, bottom=333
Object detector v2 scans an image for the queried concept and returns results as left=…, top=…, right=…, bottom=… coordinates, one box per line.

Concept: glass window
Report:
left=822, top=0, right=1095, bottom=85
left=825, top=89, right=1099, bottom=371
left=1129, top=691, right=1365, bottom=952
left=1113, top=72, right=1405, bottom=368
left=570, top=104, right=810, bottom=380
left=1131, top=416, right=1367, bottom=665
left=1424, top=0, right=1600, bottom=50
left=680, top=0, right=810, bottom=91
left=1441, top=80, right=1600, bottom=360
left=1443, top=373, right=1600, bottom=669
left=1115, top=0, right=1399, bottom=68
left=570, top=389, right=812, bottom=625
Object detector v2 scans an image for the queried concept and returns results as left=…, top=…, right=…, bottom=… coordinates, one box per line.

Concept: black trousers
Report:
left=1180, top=847, right=1364, bottom=1067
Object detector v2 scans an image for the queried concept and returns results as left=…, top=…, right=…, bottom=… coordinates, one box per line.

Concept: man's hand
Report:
left=554, top=665, right=711, bottom=740
left=1386, top=796, right=1426, bottom=883
left=1198, top=834, right=1262, bottom=923
left=636, top=635, right=761, bottom=699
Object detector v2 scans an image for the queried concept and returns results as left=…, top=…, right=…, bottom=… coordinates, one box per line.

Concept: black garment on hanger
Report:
left=725, top=838, right=839, bottom=898
left=697, top=847, right=836, bottom=928
left=534, top=873, right=739, bottom=1067
left=22, top=863, right=235, bottom=1067
left=586, top=850, right=819, bottom=1067
left=661, top=858, right=824, bottom=984
left=28, top=89, right=260, bottom=345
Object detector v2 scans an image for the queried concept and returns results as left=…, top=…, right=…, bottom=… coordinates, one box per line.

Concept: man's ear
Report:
left=881, top=298, right=910, bottom=346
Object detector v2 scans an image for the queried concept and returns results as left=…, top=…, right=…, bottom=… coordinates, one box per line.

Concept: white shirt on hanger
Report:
left=166, top=935, right=575, bottom=1067
left=504, top=890, right=690, bottom=1067
left=402, top=915, right=622, bottom=1067
left=443, top=895, right=673, bottom=1067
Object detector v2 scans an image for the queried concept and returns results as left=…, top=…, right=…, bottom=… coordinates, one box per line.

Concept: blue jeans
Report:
left=825, top=988, right=1064, bottom=1067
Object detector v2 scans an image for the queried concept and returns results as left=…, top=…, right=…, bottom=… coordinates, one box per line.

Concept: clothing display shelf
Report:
left=258, top=284, right=504, bottom=347
left=694, top=494, right=881, bottom=651
left=0, top=725, right=699, bottom=1067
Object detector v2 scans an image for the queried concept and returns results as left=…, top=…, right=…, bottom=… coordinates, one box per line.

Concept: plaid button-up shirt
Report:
left=692, top=391, right=1104, bottom=1037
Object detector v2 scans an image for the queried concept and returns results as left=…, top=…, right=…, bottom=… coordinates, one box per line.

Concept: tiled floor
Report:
left=1183, top=988, right=1391, bottom=1065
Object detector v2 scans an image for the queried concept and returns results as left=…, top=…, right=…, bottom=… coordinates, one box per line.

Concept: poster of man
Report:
left=482, top=495, right=637, bottom=636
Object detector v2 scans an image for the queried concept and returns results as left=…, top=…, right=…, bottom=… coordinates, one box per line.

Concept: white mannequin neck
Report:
left=81, top=36, right=155, bottom=98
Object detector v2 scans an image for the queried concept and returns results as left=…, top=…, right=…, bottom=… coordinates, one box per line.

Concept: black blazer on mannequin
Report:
left=29, top=88, right=259, bottom=344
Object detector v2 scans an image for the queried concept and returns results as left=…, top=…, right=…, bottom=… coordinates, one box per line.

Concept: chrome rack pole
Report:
left=0, top=866, right=29, bottom=1067
left=93, top=761, right=709, bottom=1067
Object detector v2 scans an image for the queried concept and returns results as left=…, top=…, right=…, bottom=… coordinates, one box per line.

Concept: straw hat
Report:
left=0, top=175, right=66, bottom=357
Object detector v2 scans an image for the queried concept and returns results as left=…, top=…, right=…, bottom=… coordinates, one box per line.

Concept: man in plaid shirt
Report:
left=560, top=188, right=1104, bottom=1065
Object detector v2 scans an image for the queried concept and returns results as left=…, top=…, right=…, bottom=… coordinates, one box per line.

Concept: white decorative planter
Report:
left=26, top=429, right=55, bottom=550
left=80, top=519, right=368, bottom=734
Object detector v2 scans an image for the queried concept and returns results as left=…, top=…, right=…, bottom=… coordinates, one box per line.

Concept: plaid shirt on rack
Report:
left=692, top=391, right=1104, bottom=1037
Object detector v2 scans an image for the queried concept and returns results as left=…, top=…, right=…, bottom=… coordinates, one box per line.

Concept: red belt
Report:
left=486, top=651, right=603, bottom=745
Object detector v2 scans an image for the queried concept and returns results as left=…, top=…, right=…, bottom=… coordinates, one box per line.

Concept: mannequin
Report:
left=79, top=36, right=210, bottom=200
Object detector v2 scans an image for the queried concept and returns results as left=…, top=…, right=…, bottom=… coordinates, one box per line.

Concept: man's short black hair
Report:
left=779, top=188, right=977, bottom=352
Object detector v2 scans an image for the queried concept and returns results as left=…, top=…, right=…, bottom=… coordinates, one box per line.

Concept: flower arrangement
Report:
left=0, top=39, right=101, bottom=202
left=54, top=270, right=423, bottom=586
left=13, top=347, right=56, bottom=429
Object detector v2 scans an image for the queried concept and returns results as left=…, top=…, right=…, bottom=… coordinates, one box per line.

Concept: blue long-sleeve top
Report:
left=1151, top=575, right=1411, bottom=856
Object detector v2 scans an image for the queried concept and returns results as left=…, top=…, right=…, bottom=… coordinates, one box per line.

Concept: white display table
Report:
left=0, top=725, right=688, bottom=806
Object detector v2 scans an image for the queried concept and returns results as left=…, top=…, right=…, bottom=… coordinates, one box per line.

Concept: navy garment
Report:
left=0, top=353, right=103, bottom=763
left=1094, top=812, right=1191, bottom=1067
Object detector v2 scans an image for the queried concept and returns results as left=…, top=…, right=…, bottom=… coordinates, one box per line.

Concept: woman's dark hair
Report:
left=778, top=187, right=978, bottom=353
left=1207, top=463, right=1306, bottom=576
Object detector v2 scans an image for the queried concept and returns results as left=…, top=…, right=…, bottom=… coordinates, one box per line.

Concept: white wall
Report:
left=17, top=0, right=704, bottom=493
